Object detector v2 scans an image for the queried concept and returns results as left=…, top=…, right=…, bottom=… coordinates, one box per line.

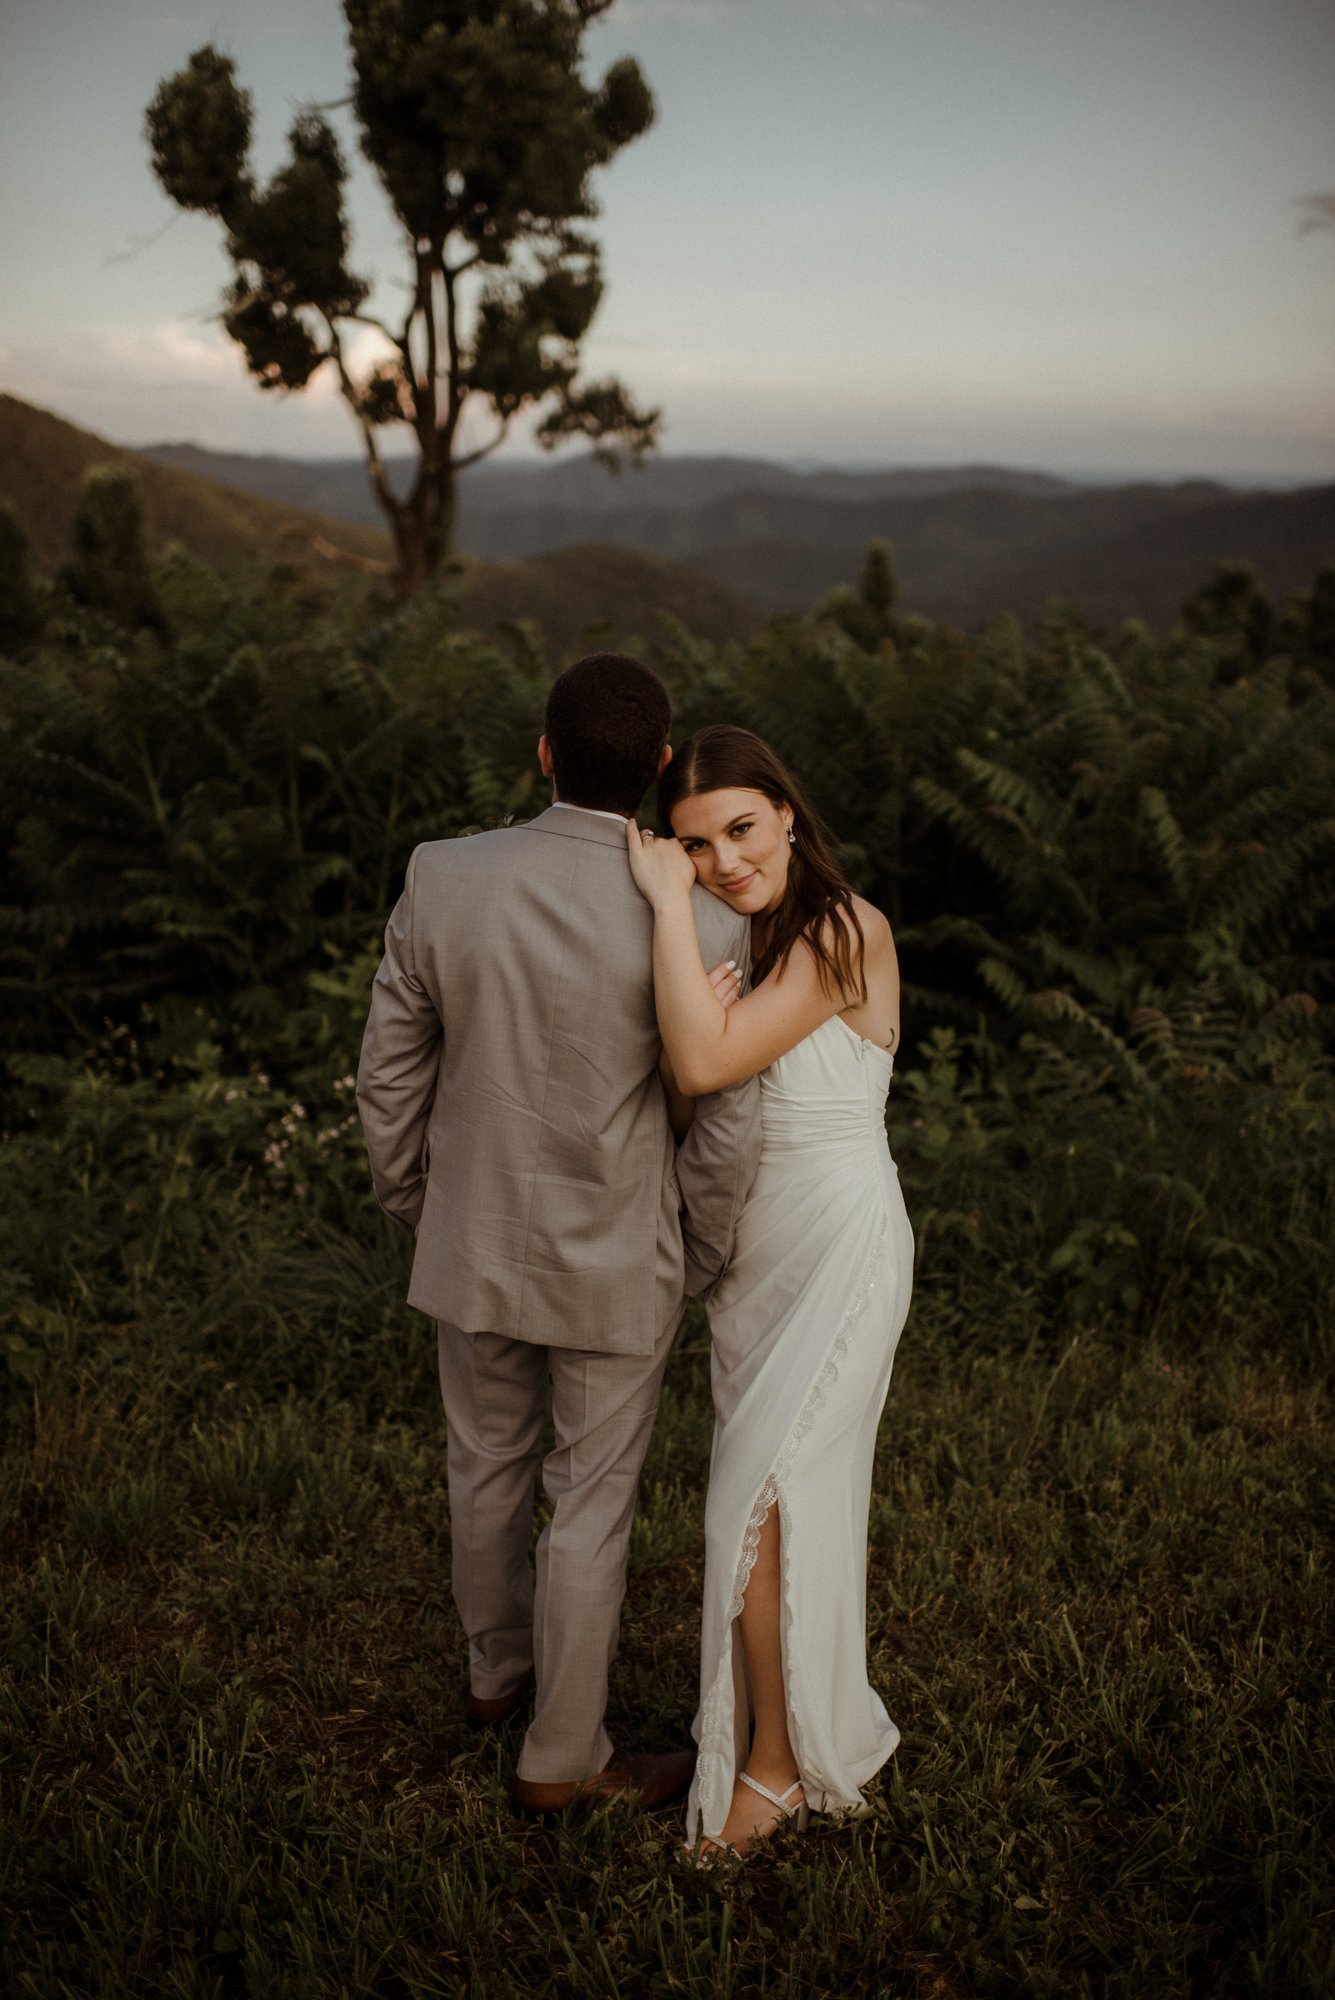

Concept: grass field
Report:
left=2, top=1176, right=1330, bottom=2000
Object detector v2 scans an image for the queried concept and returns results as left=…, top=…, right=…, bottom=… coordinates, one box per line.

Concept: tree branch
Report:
left=421, top=246, right=439, bottom=439
left=401, top=248, right=439, bottom=516
left=453, top=420, right=511, bottom=472
left=441, top=253, right=463, bottom=453
left=322, top=314, right=406, bottom=525
left=100, top=212, right=180, bottom=271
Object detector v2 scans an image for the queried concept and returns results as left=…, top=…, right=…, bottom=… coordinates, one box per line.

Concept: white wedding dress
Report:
left=686, top=1011, right=914, bottom=1842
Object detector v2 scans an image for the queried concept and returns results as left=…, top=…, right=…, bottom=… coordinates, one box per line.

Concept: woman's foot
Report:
left=692, top=1766, right=808, bottom=1861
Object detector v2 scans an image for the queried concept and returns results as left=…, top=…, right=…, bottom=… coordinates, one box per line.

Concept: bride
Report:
left=626, top=724, right=914, bottom=1860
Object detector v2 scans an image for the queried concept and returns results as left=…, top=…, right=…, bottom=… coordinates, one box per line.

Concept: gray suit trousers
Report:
left=436, top=1307, right=681, bottom=1783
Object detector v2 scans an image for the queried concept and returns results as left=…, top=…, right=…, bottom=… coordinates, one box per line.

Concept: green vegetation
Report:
left=1, top=480, right=1331, bottom=1994
left=147, top=2, right=659, bottom=593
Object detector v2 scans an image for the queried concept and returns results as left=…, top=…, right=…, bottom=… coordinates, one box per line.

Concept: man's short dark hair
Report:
left=544, top=652, right=672, bottom=815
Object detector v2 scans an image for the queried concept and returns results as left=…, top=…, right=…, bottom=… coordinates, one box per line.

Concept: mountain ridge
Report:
left=136, top=437, right=1335, bottom=629
left=141, top=442, right=1086, bottom=523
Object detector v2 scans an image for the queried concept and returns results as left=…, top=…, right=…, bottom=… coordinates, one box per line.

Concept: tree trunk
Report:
left=390, top=455, right=457, bottom=599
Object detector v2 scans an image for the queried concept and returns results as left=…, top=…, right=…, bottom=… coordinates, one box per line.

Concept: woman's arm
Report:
left=627, top=825, right=845, bottom=1095
left=658, top=958, right=745, bottom=1139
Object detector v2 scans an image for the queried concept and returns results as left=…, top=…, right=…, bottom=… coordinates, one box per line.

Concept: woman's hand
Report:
left=708, top=959, right=741, bottom=1009
left=626, top=820, right=697, bottom=908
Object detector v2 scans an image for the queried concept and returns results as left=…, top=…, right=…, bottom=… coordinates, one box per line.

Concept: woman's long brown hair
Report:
left=659, top=724, right=867, bottom=1001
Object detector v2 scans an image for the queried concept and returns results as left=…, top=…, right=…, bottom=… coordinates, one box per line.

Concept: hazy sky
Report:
left=2, top=0, right=1333, bottom=478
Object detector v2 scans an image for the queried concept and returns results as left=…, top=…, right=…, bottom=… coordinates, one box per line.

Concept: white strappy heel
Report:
left=737, top=1770, right=811, bottom=1834
left=680, top=1772, right=811, bottom=1867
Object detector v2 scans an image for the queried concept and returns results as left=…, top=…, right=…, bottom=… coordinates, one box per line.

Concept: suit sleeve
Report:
left=675, top=898, right=762, bottom=1297
left=356, top=846, right=443, bottom=1232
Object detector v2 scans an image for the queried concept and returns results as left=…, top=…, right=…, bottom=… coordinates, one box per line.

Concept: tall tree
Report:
left=146, top=2, right=659, bottom=596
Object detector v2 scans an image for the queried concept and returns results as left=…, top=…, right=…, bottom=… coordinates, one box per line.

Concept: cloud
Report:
left=0, top=318, right=352, bottom=453
left=3, top=316, right=403, bottom=408
left=104, top=320, right=240, bottom=386
left=1, top=320, right=237, bottom=400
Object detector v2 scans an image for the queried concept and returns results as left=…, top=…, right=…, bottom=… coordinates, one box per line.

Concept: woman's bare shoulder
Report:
left=839, top=896, right=900, bottom=1045
left=822, top=896, right=894, bottom=957
left=850, top=894, right=893, bottom=948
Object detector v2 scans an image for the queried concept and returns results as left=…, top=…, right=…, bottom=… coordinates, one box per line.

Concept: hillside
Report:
left=0, top=394, right=391, bottom=580
left=138, top=436, right=1335, bottom=630
left=454, top=542, right=759, bottom=656
left=0, top=395, right=761, bottom=653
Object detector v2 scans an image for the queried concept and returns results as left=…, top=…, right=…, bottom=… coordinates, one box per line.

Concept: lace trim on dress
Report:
left=692, top=1211, right=892, bottom=1819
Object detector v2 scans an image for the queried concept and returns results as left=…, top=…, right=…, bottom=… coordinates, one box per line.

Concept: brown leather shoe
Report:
left=512, top=1746, right=696, bottom=1816
left=464, top=1671, right=535, bottom=1729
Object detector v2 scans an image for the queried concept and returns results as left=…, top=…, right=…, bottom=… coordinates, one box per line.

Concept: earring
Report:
left=786, top=824, right=796, bottom=846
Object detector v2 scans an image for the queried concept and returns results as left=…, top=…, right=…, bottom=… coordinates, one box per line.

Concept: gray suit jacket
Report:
left=356, top=805, right=760, bottom=1356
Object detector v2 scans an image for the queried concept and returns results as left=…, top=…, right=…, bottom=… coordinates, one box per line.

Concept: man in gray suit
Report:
left=357, top=652, right=758, bottom=1811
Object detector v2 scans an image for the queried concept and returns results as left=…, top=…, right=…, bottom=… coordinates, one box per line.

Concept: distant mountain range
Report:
left=139, top=443, right=1078, bottom=523
left=6, top=390, right=1331, bottom=639
left=141, top=441, right=1335, bottom=630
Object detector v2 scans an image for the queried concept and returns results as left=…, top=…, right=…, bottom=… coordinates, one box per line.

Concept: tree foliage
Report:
left=59, top=465, right=163, bottom=634
left=815, top=538, right=901, bottom=655
left=145, top=4, right=658, bottom=596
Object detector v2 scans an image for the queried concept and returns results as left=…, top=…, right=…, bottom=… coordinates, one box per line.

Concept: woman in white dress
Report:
left=626, top=725, right=914, bottom=1860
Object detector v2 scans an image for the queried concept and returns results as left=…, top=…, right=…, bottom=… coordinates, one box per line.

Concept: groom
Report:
left=357, top=652, right=759, bottom=1810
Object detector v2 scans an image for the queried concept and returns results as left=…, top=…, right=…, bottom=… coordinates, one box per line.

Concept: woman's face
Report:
left=669, top=786, right=793, bottom=917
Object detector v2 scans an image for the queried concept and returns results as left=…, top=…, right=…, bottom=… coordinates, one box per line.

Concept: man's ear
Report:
left=538, top=734, right=555, bottom=780
left=657, top=743, right=673, bottom=778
